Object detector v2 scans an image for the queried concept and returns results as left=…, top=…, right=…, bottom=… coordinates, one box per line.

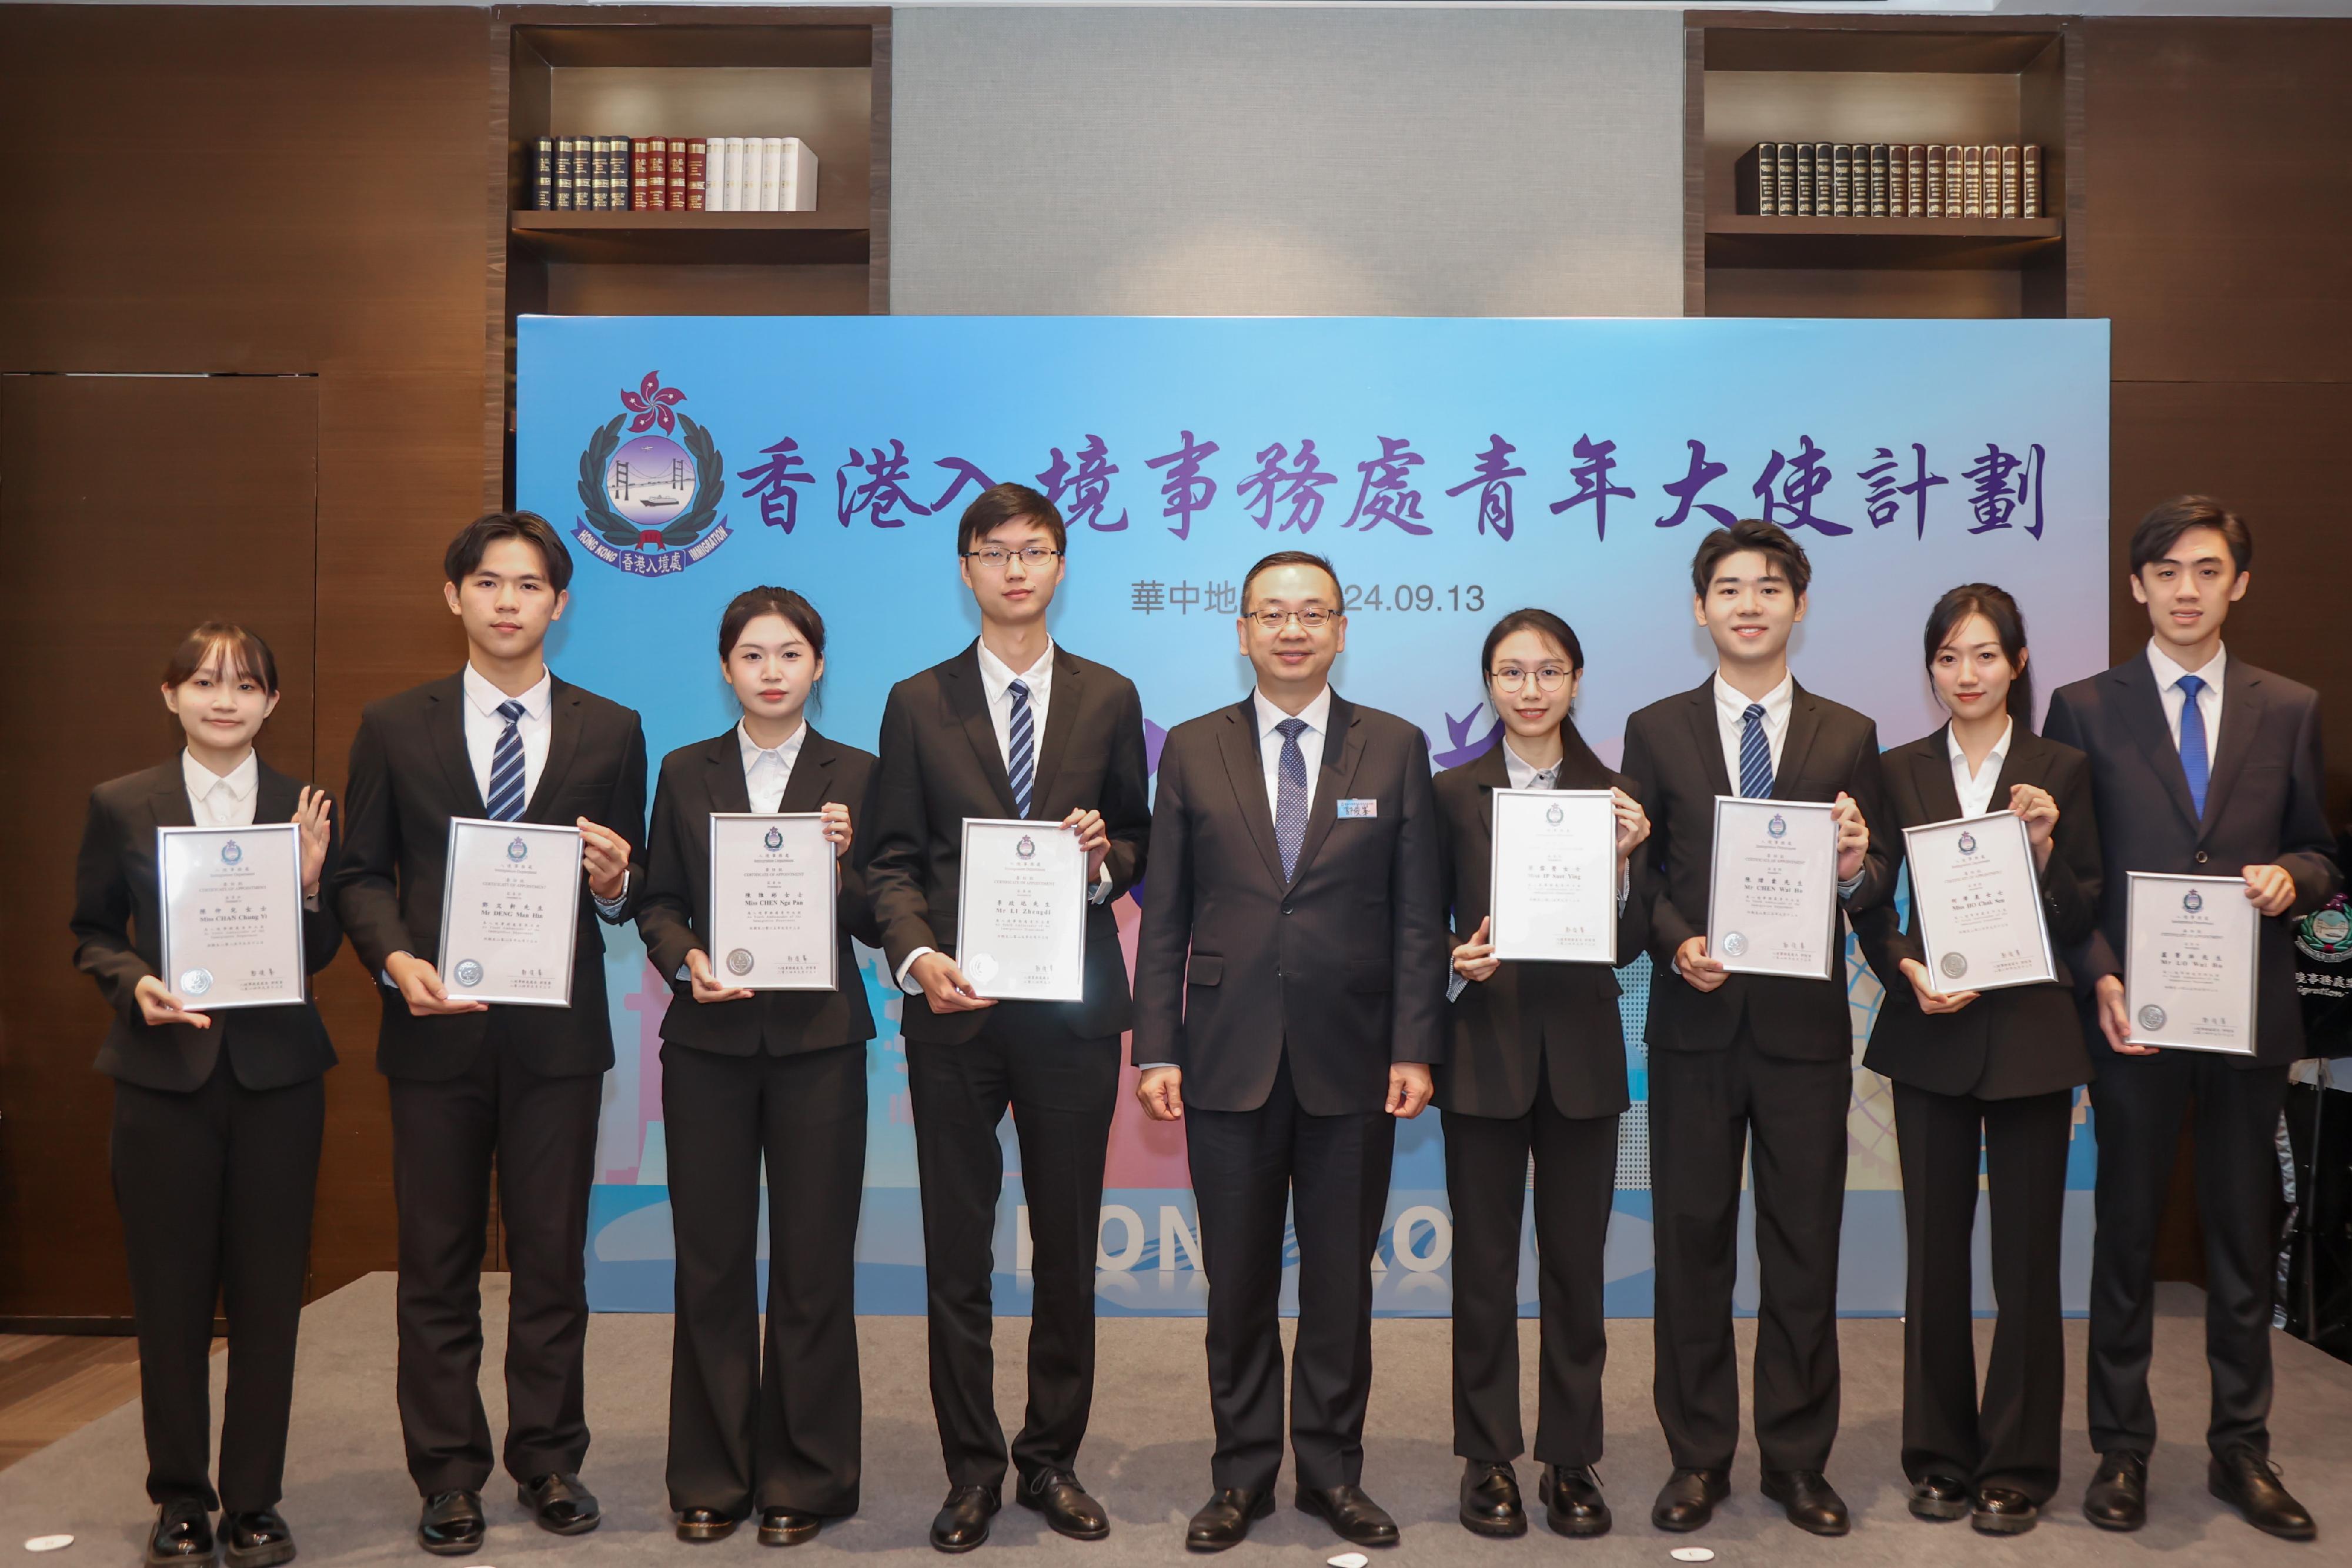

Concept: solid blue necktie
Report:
left=1007, top=678, right=1035, bottom=817
left=1738, top=702, right=1774, bottom=798
left=485, top=700, right=528, bottom=820
left=1274, top=717, right=1309, bottom=881
left=2177, top=674, right=2210, bottom=818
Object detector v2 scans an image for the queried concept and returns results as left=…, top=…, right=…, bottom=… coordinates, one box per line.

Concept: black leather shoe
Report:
left=1972, top=1486, right=2039, bottom=1535
left=759, top=1507, right=823, bottom=1547
left=2083, top=1449, right=2147, bottom=1532
left=1761, top=1470, right=1850, bottom=1536
left=1017, top=1469, right=1110, bottom=1541
left=930, top=1486, right=1000, bottom=1553
left=223, top=1507, right=296, bottom=1568
left=677, top=1506, right=738, bottom=1543
left=416, top=1490, right=485, bottom=1557
left=1908, top=1474, right=1970, bottom=1521
left=1542, top=1465, right=1612, bottom=1538
left=1186, top=1490, right=1272, bottom=1553
left=1459, top=1461, right=1526, bottom=1537
left=1651, top=1468, right=1729, bottom=1532
left=146, top=1500, right=215, bottom=1566
left=519, top=1472, right=601, bottom=1536
left=1296, top=1485, right=1399, bottom=1547
left=2209, top=1447, right=2317, bottom=1542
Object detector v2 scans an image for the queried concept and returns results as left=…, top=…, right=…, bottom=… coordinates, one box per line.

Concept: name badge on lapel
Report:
left=1337, top=798, right=1378, bottom=820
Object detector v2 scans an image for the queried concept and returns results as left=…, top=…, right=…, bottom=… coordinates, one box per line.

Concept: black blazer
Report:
left=636, top=726, right=883, bottom=1057
left=333, top=672, right=648, bottom=1081
left=1853, top=724, right=2101, bottom=1101
left=71, top=758, right=343, bottom=1093
left=862, top=641, right=1150, bottom=1046
left=1620, top=677, right=1897, bottom=1061
left=1132, top=692, right=1448, bottom=1116
left=2043, top=652, right=2340, bottom=1068
left=1431, top=744, right=1648, bottom=1122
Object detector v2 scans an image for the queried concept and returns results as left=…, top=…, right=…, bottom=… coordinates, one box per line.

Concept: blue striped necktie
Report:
left=486, top=699, right=528, bottom=820
left=1738, top=702, right=1774, bottom=798
left=1274, top=717, right=1309, bottom=880
left=1007, top=678, right=1035, bottom=817
left=2177, top=674, right=2210, bottom=818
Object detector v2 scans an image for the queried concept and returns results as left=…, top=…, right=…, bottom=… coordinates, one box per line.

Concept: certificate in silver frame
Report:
left=1488, top=787, right=1619, bottom=965
left=437, top=817, right=582, bottom=1008
left=1706, top=795, right=1839, bottom=981
left=1903, top=809, right=2057, bottom=993
left=706, top=812, right=837, bottom=992
left=156, top=821, right=308, bottom=1011
left=954, top=816, right=1088, bottom=1003
left=2123, top=870, right=2260, bottom=1054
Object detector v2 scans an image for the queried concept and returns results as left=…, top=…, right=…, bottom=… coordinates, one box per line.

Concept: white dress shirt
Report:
left=1947, top=717, right=2013, bottom=819
left=738, top=720, right=806, bottom=814
left=1712, top=670, right=1794, bottom=791
left=462, top=662, right=553, bottom=806
left=182, top=749, right=259, bottom=828
left=1252, top=684, right=1334, bottom=814
left=2146, top=640, right=2226, bottom=768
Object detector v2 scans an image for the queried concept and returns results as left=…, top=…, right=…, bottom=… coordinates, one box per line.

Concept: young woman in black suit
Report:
left=1855, top=583, right=2102, bottom=1536
left=635, top=586, right=883, bottom=1547
left=1433, top=609, right=1650, bottom=1540
left=69, top=624, right=340, bottom=1568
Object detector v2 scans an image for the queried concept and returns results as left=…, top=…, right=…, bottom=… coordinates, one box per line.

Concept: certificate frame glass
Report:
left=1488, top=787, right=1619, bottom=965
left=954, top=816, right=1088, bottom=1004
left=1902, top=809, right=2057, bottom=994
left=437, top=817, right=582, bottom=1008
left=2124, top=870, right=2260, bottom=1055
left=706, top=812, right=837, bottom=992
left=156, top=821, right=308, bottom=1011
left=1706, top=795, right=1839, bottom=981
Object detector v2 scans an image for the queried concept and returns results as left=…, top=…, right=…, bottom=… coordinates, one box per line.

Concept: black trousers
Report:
left=1648, top=1020, right=1851, bottom=1473
left=111, top=1058, right=323, bottom=1513
left=1892, top=1081, right=2072, bottom=1503
left=904, top=1018, right=1118, bottom=1490
left=663, top=1041, right=866, bottom=1518
left=1187, top=1051, right=1396, bottom=1495
left=1442, top=1069, right=1618, bottom=1469
left=2086, top=1051, right=2289, bottom=1458
left=2283, top=1082, right=2352, bottom=1358
left=387, top=1026, right=602, bottom=1494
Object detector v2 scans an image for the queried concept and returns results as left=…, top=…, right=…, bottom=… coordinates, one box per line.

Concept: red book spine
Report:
left=685, top=138, right=707, bottom=211
left=629, top=139, right=646, bottom=210
left=645, top=137, right=667, bottom=210
left=667, top=140, right=687, bottom=209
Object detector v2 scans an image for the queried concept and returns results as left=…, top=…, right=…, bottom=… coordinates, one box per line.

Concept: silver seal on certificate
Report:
left=1707, top=795, right=1839, bottom=980
left=157, top=821, right=308, bottom=1011
left=1488, top=788, right=1619, bottom=965
left=707, top=814, right=837, bottom=991
left=179, top=968, right=214, bottom=997
left=2124, top=871, right=2258, bottom=1053
left=1903, top=810, right=2056, bottom=994
left=956, top=817, right=1088, bottom=1002
left=437, top=817, right=582, bottom=1007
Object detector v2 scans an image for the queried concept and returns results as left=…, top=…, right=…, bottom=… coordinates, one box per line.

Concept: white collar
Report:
left=737, top=720, right=808, bottom=773
left=2146, top=638, right=2227, bottom=696
left=463, top=662, right=553, bottom=719
left=1712, top=669, right=1794, bottom=726
left=1499, top=734, right=1563, bottom=788
left=1946, top=716, right=2014, bottom=781
left=975, top=637, right=1055, bottom=701
left=182, top=748, right=259, bottom=802
left=1253, top=684, right=1334, bottom=740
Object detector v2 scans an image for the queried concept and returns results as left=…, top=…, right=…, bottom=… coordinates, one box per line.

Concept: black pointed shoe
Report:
left=759, top=1507, right=823, bottom=1547
left=1186, top=1489, right=1272, bottom=1553
left=1296, top=1485, right=1399, bottom=1547
left=146, top=1499, right=215, bottom=1566
left=930, top=1486, right=1000, bottom=1553
left=1542, top=1464, right=1612, bottom=1538
left=1908, top=1474, right=1970, bottom=1521
left=677, top=1506, right=737, bottom=1543
left=1760, top=1470, right=1850, bottom=1536
left=519, top=1472, right=600, bottom=1536
left=222, top=1507, right=296, bottom=1568
left=1017, top=1468, right=1110, bottom=1540
left=1651, top=1468, right=1729, bottom=1532
left=1459, top=1461, right=1527, bottom=1537
left=2209, top=1447, right=2317, bottom=1542
left=2083, top=1449, right=2147, bottom=1532
left=416, top=1490, right=485, bottom=1557
left=1972, top=1486, right=2039, bottom=1535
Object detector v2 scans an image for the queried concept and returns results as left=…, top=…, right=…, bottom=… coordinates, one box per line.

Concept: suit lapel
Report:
left=1778, top=682, right=1824, bottom=797
left=1288, top=692, right=1365, bottom=887
left=703, top=729, right=753, bottom=815
left=945, top=644, right=1020, bottom=818
left=2111, top=658, right=2200, bottom=833
left=526, top=680, right=586, bottom=823
left=1682, top=681, right=1734, bottom=797
left=1988, top=723, right=2039, bottom=803
left=1216, top=701, right=1287, bottom=887
left=1473, top=739, right=1512, bottom=836
left=253, top=758, right=302, bottom=827
left=1027, top=647, right=1084, bottom=817
left=427, top=674, right=488, bottom=817
left=1909, top=727, right=1966, bottom=822
left=780, top=728, right=838, bottom=814
left=148, top=767, right=195, bottom=831
left=2198, top=660, right=2266, bottom=838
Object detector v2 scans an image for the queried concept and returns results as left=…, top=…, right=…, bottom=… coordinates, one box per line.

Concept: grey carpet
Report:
left=4, top=1276, right=2348, bottom=1564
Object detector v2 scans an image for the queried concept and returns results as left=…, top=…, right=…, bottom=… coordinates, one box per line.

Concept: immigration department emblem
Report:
left=1544, top=803, right=1565, bottom=826
left=220, top=839, right=243, bottom=865
left=764, top=826, right=784, bottom=852
left=1957, top=831, right=1979, bottom=855
left=507, top=837, right=530, bottom=861
left=1017, top=835, right=1037, bottom=860
left=1767, top=813, right=1788, bottom=838
left=574, top=370, right=730, bottom=576
left=2183, top=889, right=2204, bottom=914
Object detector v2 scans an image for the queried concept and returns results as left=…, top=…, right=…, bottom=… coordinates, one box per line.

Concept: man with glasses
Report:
left=1133, top=550, right=1448, bottom=1551
left=863, top=483, right=1152, bottom=1552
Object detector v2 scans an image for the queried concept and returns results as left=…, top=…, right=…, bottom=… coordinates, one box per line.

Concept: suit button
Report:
left=2194, top=850, right=2209, bottom=864
left=1282, top=906, right=1294, bottom=916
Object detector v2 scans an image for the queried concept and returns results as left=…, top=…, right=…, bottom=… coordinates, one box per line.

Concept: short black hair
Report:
left=957, top=483, right=1067, bottom=556
left=1240, top=550, right=1343, bottom=612
left=1923, top=582, right=2034, bottom=727
left=2129, top=495, right=2253, bottom=577
left=445, top=510, right=574, bottom=593
left=1690, top=517, right=1812, bottom=599
left=162, top=621, right=279, bottom=695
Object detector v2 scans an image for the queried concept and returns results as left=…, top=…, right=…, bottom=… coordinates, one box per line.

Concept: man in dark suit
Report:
left=2042, top=497, right=2339, bottom=1541
left=336, top=512, right=646, bottom=1558
left=1132, top=549, right=1448, bottom=1552
left=1619, top=519, right=1892, bottom=1538
left=861, top=483, right=1150, bottom=1553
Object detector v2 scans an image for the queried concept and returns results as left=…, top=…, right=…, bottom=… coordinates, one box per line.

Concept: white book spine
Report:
left=783, top=137, right=819, bottom=212
left=760, top=138, right=783, bottom=212
left=734, top=136, right=755, bottom=212
left=705, top=137, right=729, bottom=212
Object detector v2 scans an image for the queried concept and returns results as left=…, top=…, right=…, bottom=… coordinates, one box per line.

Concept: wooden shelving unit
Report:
left=1685, top=12, right=2083, bottom=319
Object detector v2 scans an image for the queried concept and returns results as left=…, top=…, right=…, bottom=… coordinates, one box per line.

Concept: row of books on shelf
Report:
left=528, top=135, right=820, bottom=213
left=1735, top=142, right=2043, bottom=220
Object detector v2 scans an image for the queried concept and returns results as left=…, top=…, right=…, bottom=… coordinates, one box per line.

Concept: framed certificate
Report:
left=1489, top=788, right=1619, bottom=964
left=955, top=817, right=1088, bottom=1002
left=2124, top=871, right=2259, bottom=1054
left=1902, top=810, right=2057, bottom=992
left=156, top=821, right=307, bottom=1011
left=707, top=813, right=837, bottom=991
left=1707, top=795, right=1839, bottom=981
left=437, top=817, right=582, bottom=1007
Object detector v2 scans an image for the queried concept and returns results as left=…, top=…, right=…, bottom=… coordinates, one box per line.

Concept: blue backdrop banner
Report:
left=515, top=315, right=2111, bottom=1317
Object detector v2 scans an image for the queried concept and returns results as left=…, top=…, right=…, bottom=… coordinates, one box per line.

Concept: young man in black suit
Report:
left=1619, top=519, right=1892, bottom=1538
left=2042, top=497, right=2339, bottom=1541
left=1132, top=550, right=1448, bottom=1553
left=335, top=512, right=647, bottom=1558
left=860, top=483, right=1151, bottom=1553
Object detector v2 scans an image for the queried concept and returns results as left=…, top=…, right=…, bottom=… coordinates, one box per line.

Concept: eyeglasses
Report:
left=963, top=546, right=1063, bottom=570
left=1245, top=608, right=1337, bottom=632
left=1489, top=665, right=1573, bottom=693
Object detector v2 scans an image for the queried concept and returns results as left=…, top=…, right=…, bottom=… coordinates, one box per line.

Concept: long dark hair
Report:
left=718, top=586, right=827, bottom=711
left=1478, top=608, right=1611, bottom=788
left=1922, top=583, right=2033, bottom=728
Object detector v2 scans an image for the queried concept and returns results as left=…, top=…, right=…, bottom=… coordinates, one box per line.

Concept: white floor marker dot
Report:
left=1328, top=1554, right=1369, bottom=1568
left=23, top=1537, right=74, bottom=1554
left=1670, top=1550, right=1715, bottom=1563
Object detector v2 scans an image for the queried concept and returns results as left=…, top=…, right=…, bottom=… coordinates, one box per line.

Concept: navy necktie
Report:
left=2177, top=674, right=2210, bottom=818
left=1007, top=678, right=1035, bottom=818
left=1738, top=702, right=1774, bottom=798
left=485, top=700, right=528, bottom=820
left=1274, top=717, right=1309, bottom=881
